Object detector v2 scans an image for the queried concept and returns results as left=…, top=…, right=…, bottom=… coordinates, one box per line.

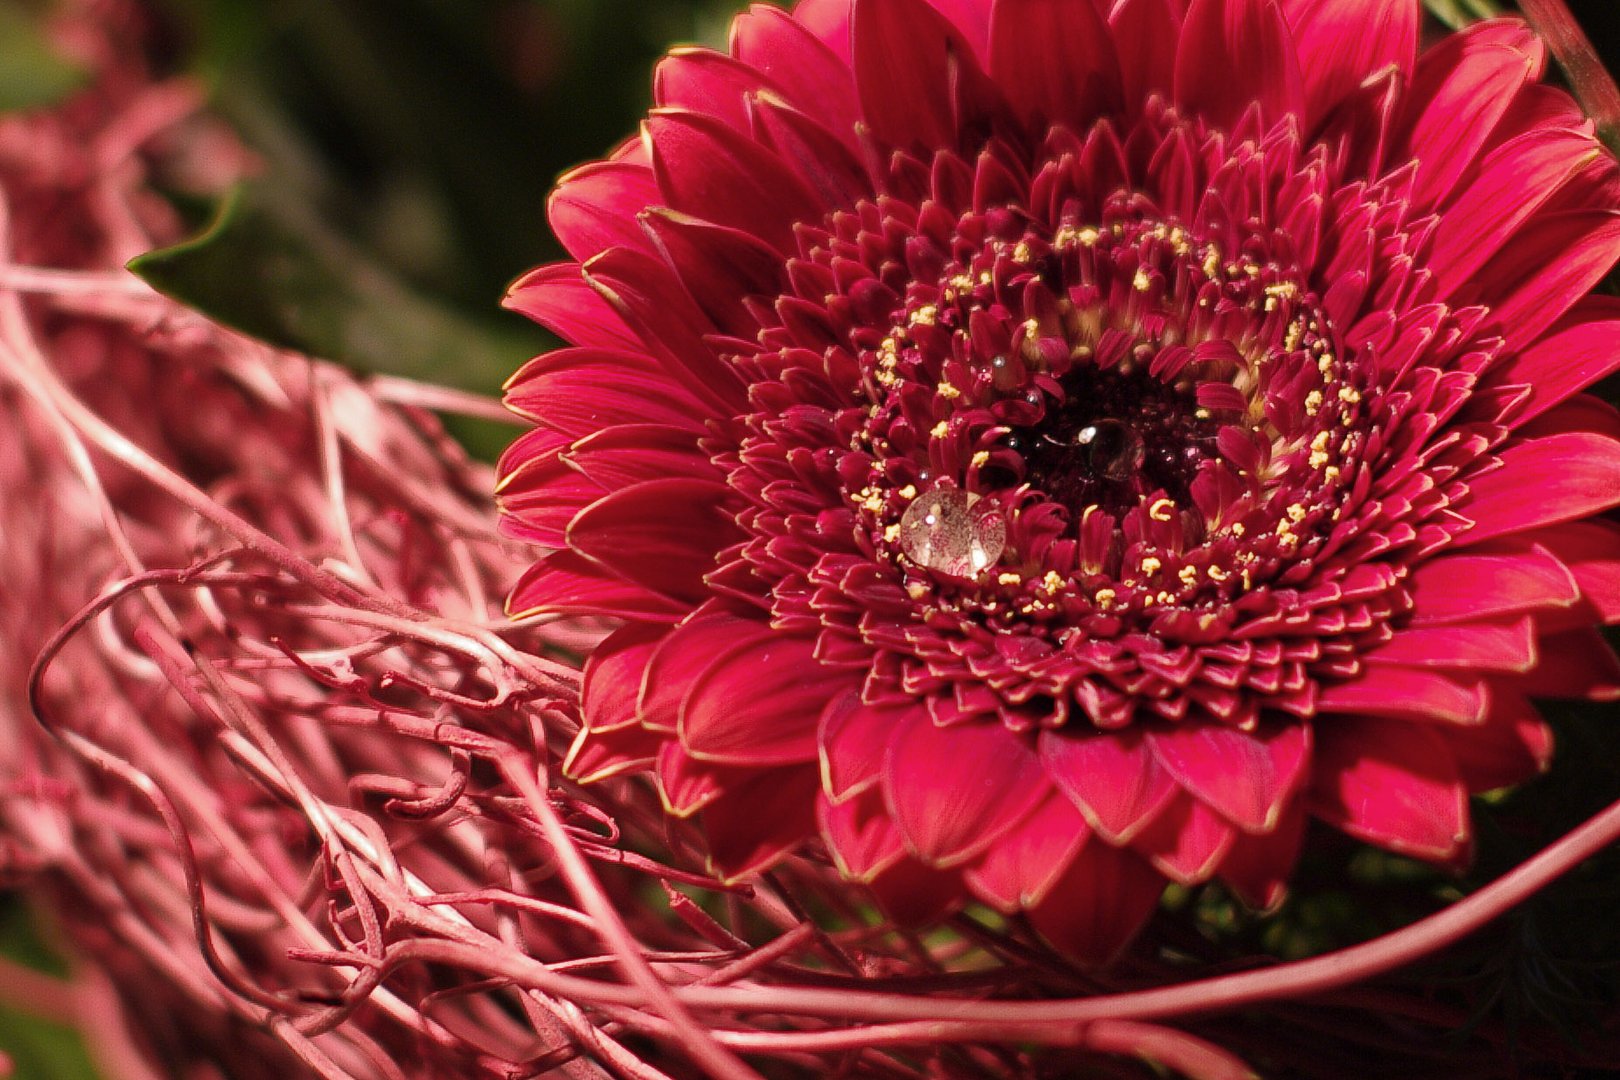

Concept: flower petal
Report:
left=503, top=263, right=640, bottom=351
left=507, top=550, right=686, bottom=622
left=818, top=784, right=906, bottom=880
left=963, top=792, right=1090, bottom=914
left=1440, top=694, right=1553, bottom=793
left=701, top=765, right=822, bottom=879
left=503, top=348, right=706, bottom=438
left=680, top=632, right=832, bottom=765
left=818, top=688, right=901, bottom=800
left=1484, top=299, right=1620, bottom=427
left=1510, top=627, right=1620, bottom=701
left=1129, top=793, right=1238, bottom=885
left=656, top=742, right=723, bottom=816
left=1040, top=728, right=1177, bottom=844
left=567, top=477, right=738, bottom=604
left=1539, top=520, right=1620, bottom=624
left=1147, top=719, right=1310, bottom=834
left=1027, top=843, right=1165, bottom=967
left=731, top=4, right=861, bottom=137
left=1283, top=0, right=1417, bottom=127
left=1430, top=128, right=1606, bottom=300
left=549, top=161, right=663, bottom=263
left=640, top=208, right=788, bottom=339
left=1175, top=0, right=1304, bottom=131
left=884, top=714, right=1048, bottom=867
left=1458, top=433, right=1620, bottom=545
left=561, top=424, right=715, bottom=490
left=1364, top=618, right=1538, bottom=673
left=564, top=721, right=665, bottom=784
left=987, top=0, right=1121, bottom=135
left=581, top=623, right=665, bottom=734
left=1317, top=670, right=1488, bottom=725
left=1218, top=805, right=1306, bottom=911
left=1309, top=716, right=1470, bottom=862
left=646, top=108, right=826, bottom=253
left=637, top=604, right=760, bottom=733
left=1467, top=210, right=1620, bottom=353
left=1395, top=26, right=1541, bottom=209
left=1408, top=545, right=1580, bottom=624
left=852, top=0, right=975, bottom=150
left=654, top=46, right=776, bottom=133
left=1109, top=0, right=1183, bottom=110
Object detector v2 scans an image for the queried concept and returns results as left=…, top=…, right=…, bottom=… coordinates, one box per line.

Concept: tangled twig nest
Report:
left=3, top=4, right=1620, bottom=1079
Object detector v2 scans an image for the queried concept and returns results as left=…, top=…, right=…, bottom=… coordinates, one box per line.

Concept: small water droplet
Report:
left=899, top=490, right=1007, bottom=576
left=990, top=354, right=1020, bottom=392
left=1076, top=420, right=1145, bottom=482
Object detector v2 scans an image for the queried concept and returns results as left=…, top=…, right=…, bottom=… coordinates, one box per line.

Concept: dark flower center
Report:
left=1020, top=363, right=1217, bottom=516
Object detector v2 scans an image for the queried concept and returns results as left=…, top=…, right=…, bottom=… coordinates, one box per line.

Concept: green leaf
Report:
left=0, top=2, right=88, bottom=112
left=1422, top=0, right=1503, bottom=29
left=128, top=183, right=536, bottom=392
left=0, top=894, right=100, bottom=1080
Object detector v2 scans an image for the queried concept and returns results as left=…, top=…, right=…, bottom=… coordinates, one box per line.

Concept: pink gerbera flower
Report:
left=499, top=0, right=1620, bottom=962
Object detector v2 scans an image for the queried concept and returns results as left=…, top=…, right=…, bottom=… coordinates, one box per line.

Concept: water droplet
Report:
left=899, top=490, right=1007, bottom=577
left=1076, top=420, right=1144, bottom=482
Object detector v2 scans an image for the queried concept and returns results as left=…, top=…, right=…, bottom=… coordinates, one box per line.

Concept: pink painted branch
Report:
left=370, top=789, right=1620, bottom=1032
left=496, top=757, right=765, bottom=1080
left=1520, top=0, right=1620, bottom=144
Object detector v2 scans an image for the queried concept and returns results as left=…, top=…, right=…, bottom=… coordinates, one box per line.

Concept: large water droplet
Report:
left=899, top=490, right=1007, bottom=577
left=1076, top=420, right=1144, bottom=482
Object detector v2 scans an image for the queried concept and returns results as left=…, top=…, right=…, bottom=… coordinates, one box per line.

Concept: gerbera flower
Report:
left=499, top=0, right=1620, bottom=962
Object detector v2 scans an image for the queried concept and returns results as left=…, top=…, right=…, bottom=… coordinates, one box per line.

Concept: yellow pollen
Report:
left=898, top=484, right=918, bottom=500
left=1324, top=465, right=1341, bottom=481
left=1133, top=268, right=1153, bottom=291
left=998, top=572, right=1022, bottom=586
left=1149, top=498, right=1176, bottom=522
left=950, top=273, right=974, bottom=291
left=1310, top=449, right=1330, bottom=469
left=1140, top=556, right=1163, bottom=575
left=1318, top=354, right=1335, bottom=375
left=930, top=420, right=949, bottom=439
left=979, top=271, right=993, bottom=285
left=1077, top=226, right=1100, bottom=246
left=1157, top=591, right=1176, bottom=605
left=1287, top=503, right=1307, bottom=523
left=912, top=305, right=938, bottom=326
left=1338, top=386, right=1362, bottom=404
left=1304, top=390, right=1324, bottom=416
left=1179, top=565, right=1199, bottom=586
left=1023, top=317, right=1041, bottom=337
left=1042, top=571, right=1065, bottom=592
left=1013, top=241, right=1033, bottom=263
left=1208, top=565, right=1230, bottom=582
left=938, top=381, right=960, bottom=399
left=883, top=523, right=901, bottom=543
left=907, top=581, right=930, bottom=600
left=1094, top=588, right=1116, bottom=608
left=1231, top=522, right=1246, bottom=537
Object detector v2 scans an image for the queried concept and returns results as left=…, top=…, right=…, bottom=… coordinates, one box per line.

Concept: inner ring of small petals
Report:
left=848, top=209, right=1366, bottom=617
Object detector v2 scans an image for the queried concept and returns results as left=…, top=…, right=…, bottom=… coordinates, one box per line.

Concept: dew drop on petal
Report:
left=1076, top=420, right=1144, bottom=482
left=899, top=490, right=1007, bottom=576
